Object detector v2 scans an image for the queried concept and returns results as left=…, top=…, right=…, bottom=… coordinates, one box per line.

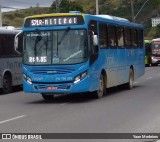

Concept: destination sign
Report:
left=24, top=16, right=84, bottom=27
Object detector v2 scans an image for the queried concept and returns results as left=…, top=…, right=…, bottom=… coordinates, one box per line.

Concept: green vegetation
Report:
left=2, top=7, right=50, bottom=27
left=49, top=0, right=83, bottom=13
left=2, top=0, right=160, bottom=39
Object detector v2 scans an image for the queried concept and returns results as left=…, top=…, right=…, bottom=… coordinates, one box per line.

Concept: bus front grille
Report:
left=30, top=67, right=76, bottom=75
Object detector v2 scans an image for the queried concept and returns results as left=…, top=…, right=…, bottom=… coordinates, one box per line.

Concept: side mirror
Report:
left=14, top=31, right=22, bottom=55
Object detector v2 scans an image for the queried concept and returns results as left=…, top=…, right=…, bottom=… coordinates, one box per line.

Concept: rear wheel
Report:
left=93, top=74, right=106, bottom=99
left=2, top=74, right=12, bottom=94
left=42, top=94, right=54, bottom=101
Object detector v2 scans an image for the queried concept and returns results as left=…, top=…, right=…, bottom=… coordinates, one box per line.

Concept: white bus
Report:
left=0, top=26, right=22, bottom=94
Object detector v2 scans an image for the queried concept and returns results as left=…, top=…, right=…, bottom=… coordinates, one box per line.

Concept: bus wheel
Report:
left=42, top=94, right=54, bottom=101
left=2, top=74, right=12, bottom=94
left=126, top=69, right=134, bottom=90
left=94, top=74, right=106, bottom=98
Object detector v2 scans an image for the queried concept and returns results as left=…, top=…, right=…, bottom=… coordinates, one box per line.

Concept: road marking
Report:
left=146, top=77, right=152, bottom=80
left=0, top=115, right=27, bottom=124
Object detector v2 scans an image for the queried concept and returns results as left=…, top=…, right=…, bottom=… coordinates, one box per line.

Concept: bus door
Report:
left=88, top=20, right=100, bottom=90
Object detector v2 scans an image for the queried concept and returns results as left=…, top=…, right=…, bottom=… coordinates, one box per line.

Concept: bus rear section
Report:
left=0, top=26, right=23, bottom=94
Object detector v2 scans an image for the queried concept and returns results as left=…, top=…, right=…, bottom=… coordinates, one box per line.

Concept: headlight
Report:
left=23, top=73, right=27, bottom=79
left=23, top=73, right=32, bottom=84
left=74, top=71, right=88, bottom=84
left=26, top=76, right=32, bottom=84
left=74, top=75, right=81, bottom=84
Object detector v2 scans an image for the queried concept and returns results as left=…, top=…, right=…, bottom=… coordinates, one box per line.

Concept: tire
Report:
left=126, top=69, right=134, bottom=90
left=93, top=74, right=106, bottom=99
left=2, top=74, right=12, bottom=94
left=42, top=93, right=54, bottom=101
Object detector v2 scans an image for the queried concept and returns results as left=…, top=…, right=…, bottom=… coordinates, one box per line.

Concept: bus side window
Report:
left=117, top=27, right=124, bottom=48
left=3, top=34, right=11, bottom=57
left=0, top=35, right=3, bottom=57
left=137, top=30, right=143, bottom=48
left=99, top=23, right=108, bottom=48
left=124, top=28, right=131, bottom=48
left=108, top=25, right=117, bottom=48
left=131, top=29, right=138, bottom=48
left=18, top=35, right=23, bottom=54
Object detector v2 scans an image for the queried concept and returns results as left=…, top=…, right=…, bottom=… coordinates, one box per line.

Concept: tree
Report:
left=49, top=0, right=83, bottom=13
left=146, top=24, right=160, bottom=39
left=151, top=0, right=160, bottom=6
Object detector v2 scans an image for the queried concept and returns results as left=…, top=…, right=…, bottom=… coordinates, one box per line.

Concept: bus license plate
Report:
left=46, top=86, right=58, bottom=90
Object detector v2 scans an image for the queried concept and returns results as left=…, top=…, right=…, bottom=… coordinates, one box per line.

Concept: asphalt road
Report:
left=0, top=66, right=160, bottom=142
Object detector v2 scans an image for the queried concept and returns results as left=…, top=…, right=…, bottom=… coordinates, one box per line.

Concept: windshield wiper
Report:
left=58, top=27, right=70, bottom=45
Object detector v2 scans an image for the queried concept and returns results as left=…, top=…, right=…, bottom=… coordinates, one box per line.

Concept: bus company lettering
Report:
left=63, top=50, right=82, bottom=62
left=27, top=32, right=50, bottom=37
left=55, top=76, right=73, bottom=81
left=31, top=17, right=77, bottom=26
left=32, top=76, right=73, bottom=82
left=6, top=61, right=21, bottom=69
left=106, top=55, right=115, bottom=66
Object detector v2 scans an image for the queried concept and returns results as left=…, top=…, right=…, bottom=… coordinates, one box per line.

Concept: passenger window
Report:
left=108, top=25, right=117, bottom=48
left=124, top=28, right=131, bottom=47
left=131, top=29, right=138, bottom=48
left=99, top=23, right=108, bottom=48
left=137, top=30, right=143, bottom=48
left=117, top=27, right=124, bottom=48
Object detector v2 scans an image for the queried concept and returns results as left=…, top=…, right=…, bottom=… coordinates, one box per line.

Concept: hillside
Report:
left=2, top=7, right=50, bottom=27
left=2, top=0, right=160, bottom=26
left=2, top=0, right=160, bottom=38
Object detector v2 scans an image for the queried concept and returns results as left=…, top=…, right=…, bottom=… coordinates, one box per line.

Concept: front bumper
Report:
left=23, top=76, right=90, bottom=94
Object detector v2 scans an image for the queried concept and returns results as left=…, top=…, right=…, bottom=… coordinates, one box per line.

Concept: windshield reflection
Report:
left=23, top=29, right=88, bottom=65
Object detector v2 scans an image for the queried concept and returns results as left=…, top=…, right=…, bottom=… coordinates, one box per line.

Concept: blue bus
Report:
left=15, top=12, right=145, bottom=100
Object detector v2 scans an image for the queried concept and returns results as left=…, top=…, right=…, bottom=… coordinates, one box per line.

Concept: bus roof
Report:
left=93, top=15, right=143, bottom=28
left=24, top=12, right=84, bottom=20
left=0, top=26, right=21, bottom=34
left=95, top=15, right=129, bottom=22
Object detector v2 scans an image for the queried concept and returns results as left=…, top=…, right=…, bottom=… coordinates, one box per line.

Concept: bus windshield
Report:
left=23, top=29, right=88, bottom=65
left=151, top=42, right=160, bottom=55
